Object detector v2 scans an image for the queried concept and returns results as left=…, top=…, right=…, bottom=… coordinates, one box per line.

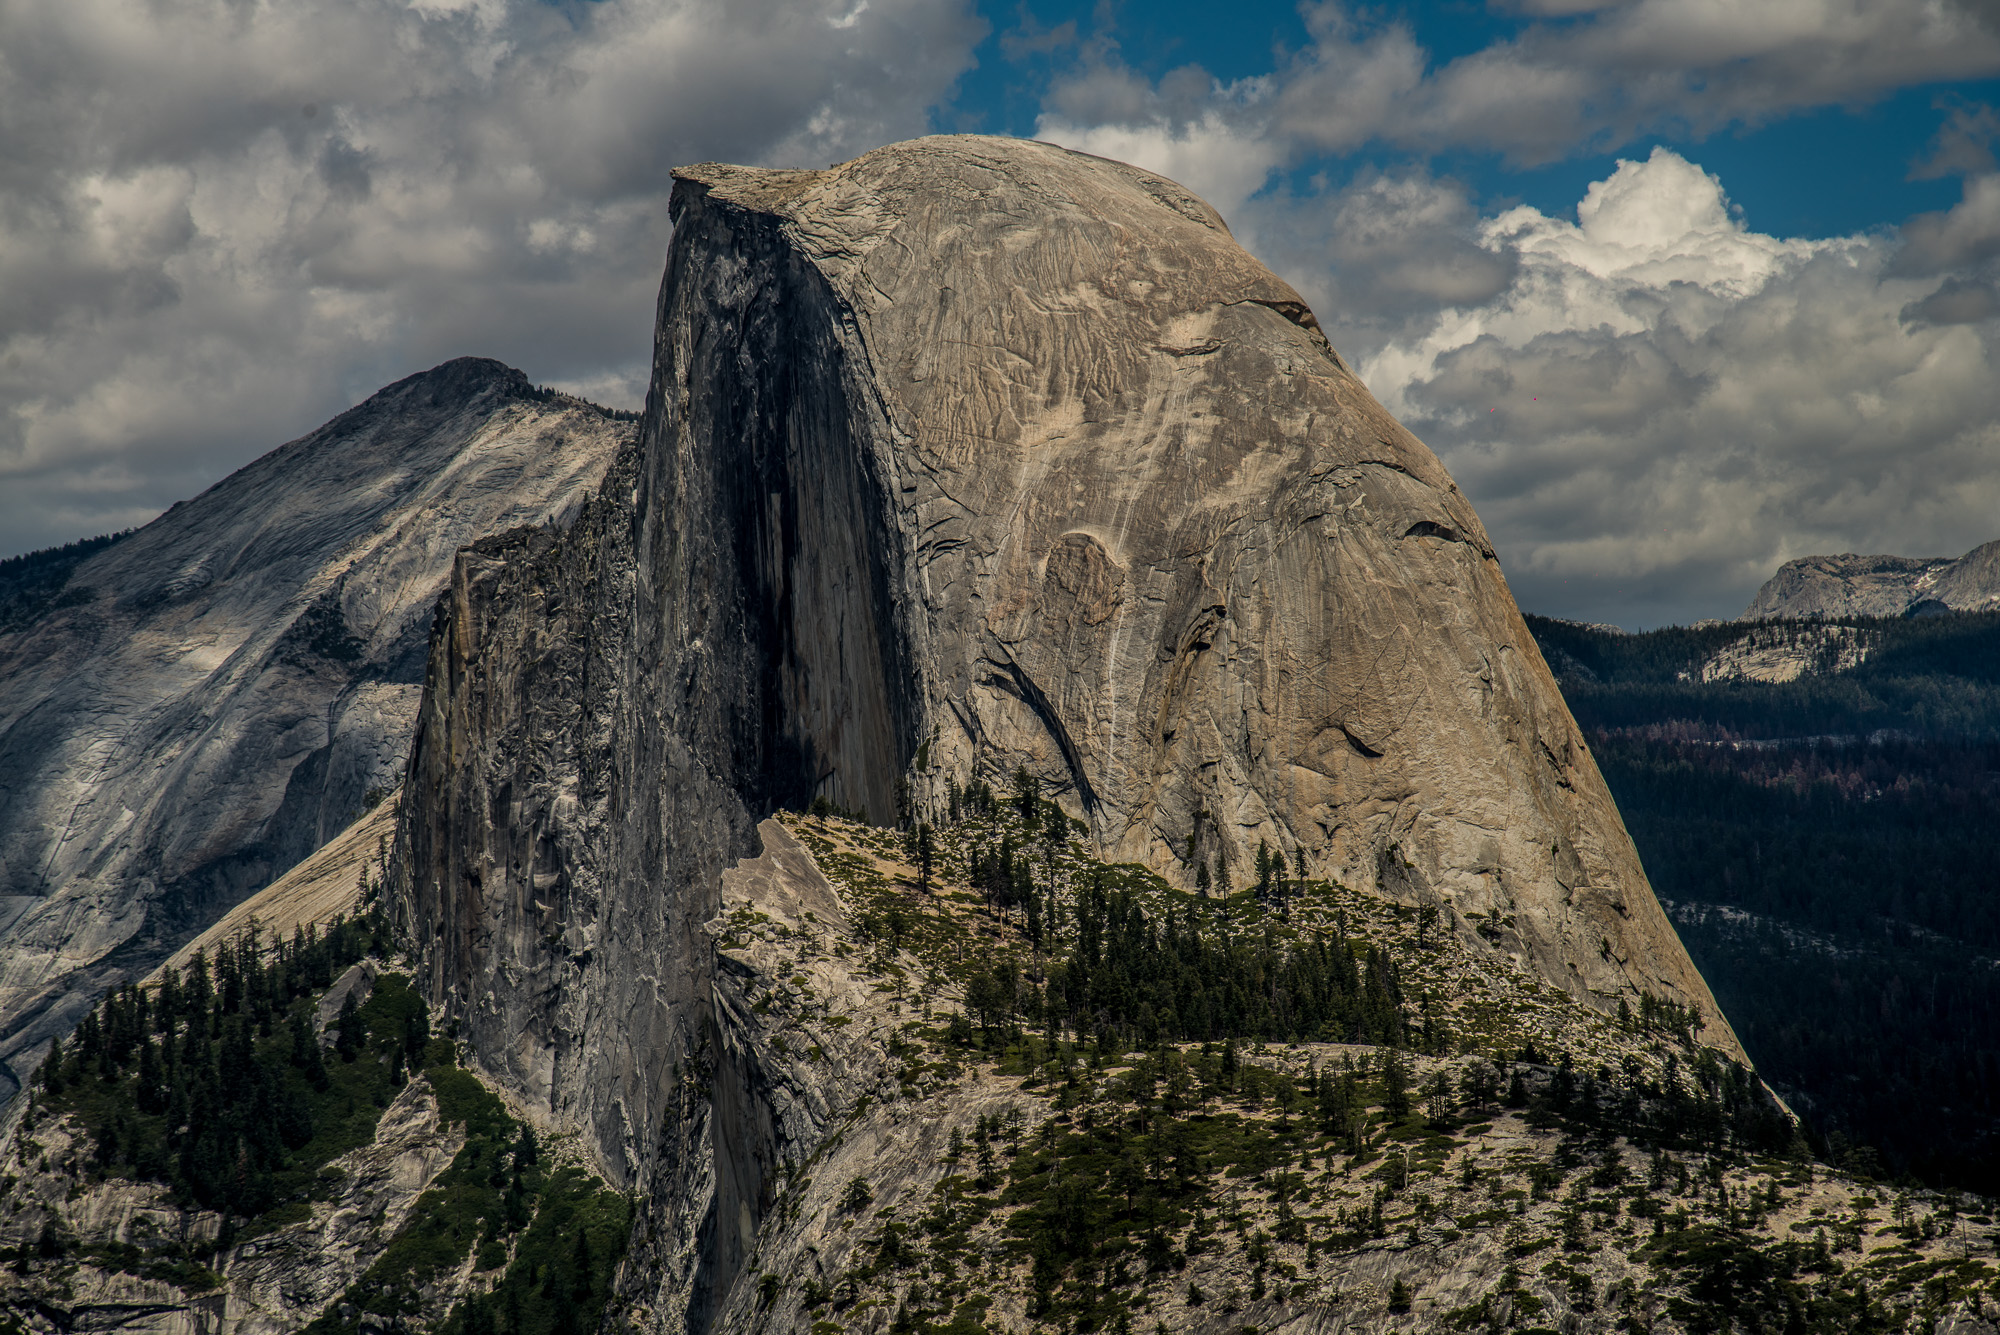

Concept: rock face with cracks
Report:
left=392, top=136, right=1740, bottom=1334
left=668, top=137, right=1731, bottom=1036
left=0, top=359, right=629, bottom=1105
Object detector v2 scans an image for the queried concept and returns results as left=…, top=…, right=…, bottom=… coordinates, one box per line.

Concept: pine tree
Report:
left=276, top=1084, right=314, bottom=1148
left=40, top=1034, right=64, bottom=1095
left=218, top=940, right=243, bottom=1015
left=403, top=1004, right=431, bottom=1063
left=156, top=968, right=181, bottom=1034
left=569, top=1229, right=595, bottom=1304
left=1383, top=1050, right=1411, bottom=1118
left=915, top=822, right=936, bottom=897
left=136, top=1037, right=167, bottom=1114
left=335, top=991, right=365, bottom=1061
left=185, top=950, right=213, bottom=1027
left=1041, top=804, right=1066, bottom=871
left=289, top=1009, right=315, bottom=1067
left=464, top=1298, right=497, bottom=1335
left=1014, top=767, right=1040, bottom=827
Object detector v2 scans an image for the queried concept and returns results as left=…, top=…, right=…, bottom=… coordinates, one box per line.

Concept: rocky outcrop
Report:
left=151, top=793, right=399, bottom=984
left=0, top=360, right=629, bottom=1104
left=658, top=137, right=1725, bottom=1029
left=392, top=135, right=1741, bottom=1332
left=665, top=811, right=2000, bottom=1335
left=1925, top=539, right=2000, bottom=611
left=0, top=1080, right=463, bottom=1335
left=1742, top=539, right=2000, bottom=619
left=1687, top=623, right=1876, bottom=684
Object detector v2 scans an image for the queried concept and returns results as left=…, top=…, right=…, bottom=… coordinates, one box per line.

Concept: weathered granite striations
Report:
left=392, top=136, right=1741, bottom=1332
left=0, top=359, right=628, bottom=1103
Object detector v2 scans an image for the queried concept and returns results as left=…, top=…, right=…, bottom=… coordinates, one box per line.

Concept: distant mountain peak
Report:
left=1743, top=539, right=2000, bottom=619
left=0, top=360, right=633, bottom=1103
left=358, top=356, right=638, bottom=423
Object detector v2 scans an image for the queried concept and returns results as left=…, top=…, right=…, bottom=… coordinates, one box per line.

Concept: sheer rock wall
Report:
left=391, top=135, right=1741, bottom=1332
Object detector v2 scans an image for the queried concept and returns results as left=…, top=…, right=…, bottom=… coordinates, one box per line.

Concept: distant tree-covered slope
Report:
left=0, top=530, right=133, bottom=633
left=1527, top=612, right=2000, bottom=1195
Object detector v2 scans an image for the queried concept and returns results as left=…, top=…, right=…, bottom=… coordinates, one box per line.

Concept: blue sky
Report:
left=2, top=0, right=1998, bottom=625
left=947, top=0, right=1986, bottom=237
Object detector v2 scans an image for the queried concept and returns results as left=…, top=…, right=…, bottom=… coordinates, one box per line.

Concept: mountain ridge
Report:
left=1743, top=538, right=2000, bottom=620
left=19, top=135, right=1983, bottom=1335
left=0, top=357, right=629, bottom=1104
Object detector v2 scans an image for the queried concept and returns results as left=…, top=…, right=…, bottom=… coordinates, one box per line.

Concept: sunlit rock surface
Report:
left=0, top=359, right=628, bottom=1101
left=1742, top=539, right=2000, bottom=619
left=394, top=135, right=1741, bottom=1330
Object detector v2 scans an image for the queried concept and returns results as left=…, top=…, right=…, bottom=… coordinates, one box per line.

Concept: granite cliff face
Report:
left=1743, top=539, right=2000, bottom=619
left=392, top=136, right=1741, bottom=1330
left=0, top=359, right=628, bottom=1103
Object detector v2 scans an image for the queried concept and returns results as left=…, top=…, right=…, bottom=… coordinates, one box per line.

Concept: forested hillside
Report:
left=0, top=530, right=131, bottom=632
left=1527, top=611, right=2000, bottom=1195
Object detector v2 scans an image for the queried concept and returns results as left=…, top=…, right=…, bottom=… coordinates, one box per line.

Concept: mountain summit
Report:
left=1743, top=538, right=2000, bottom=619
left=0, top=359, right=628, bottom=1100
left=392, top=135, right=1741, bottom=1327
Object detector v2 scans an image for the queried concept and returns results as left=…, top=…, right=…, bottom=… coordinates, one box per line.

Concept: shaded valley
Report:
left=1529, top=611, right=2000, bottom=1194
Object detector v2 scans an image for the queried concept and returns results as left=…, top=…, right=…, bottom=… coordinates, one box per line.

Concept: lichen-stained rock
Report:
left=0, top=359, right=629, bottom=1106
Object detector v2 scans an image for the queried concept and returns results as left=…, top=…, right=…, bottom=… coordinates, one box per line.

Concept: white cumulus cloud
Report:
left=1348, top=149, right=2000, bottom=624
left=0, top=0, right=986, bottom=556
left=1014, top=0, right=2000, bottom=623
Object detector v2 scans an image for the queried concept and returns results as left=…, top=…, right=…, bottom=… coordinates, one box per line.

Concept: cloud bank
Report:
left=1034, top=1, right=2000, bottom=623
left=0, top=0, right=984, bottom=554
left=6, top=0, right=2000, bottom=624
left=1352, top=150, right=2000, bottom=624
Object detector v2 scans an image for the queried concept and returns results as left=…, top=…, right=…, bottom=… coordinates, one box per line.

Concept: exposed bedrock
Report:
left=1741, top=538, right=2000, bottom=619
left=0, top=359, right=627, bottom=1106
left=392, top=134, right=1742, bottom=1331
